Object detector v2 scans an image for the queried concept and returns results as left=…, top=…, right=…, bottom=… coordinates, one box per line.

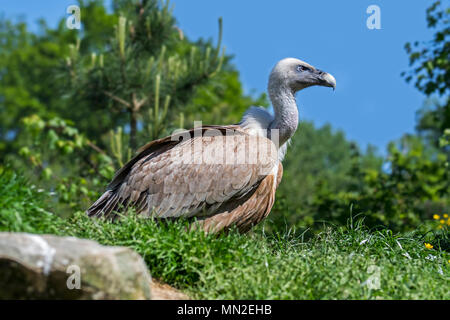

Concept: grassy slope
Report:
left=1, top=169, right=449, bottom=299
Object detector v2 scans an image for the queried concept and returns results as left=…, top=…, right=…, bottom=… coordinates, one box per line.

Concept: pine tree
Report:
left=66, top=0, right=224, bottom=151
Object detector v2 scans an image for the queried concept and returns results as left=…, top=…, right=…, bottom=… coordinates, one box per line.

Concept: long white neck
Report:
left=268, top=81, right=299, bottom=146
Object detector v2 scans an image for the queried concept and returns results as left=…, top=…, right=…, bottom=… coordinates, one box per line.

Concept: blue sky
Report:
left=1, top=0, right=435, bottom=153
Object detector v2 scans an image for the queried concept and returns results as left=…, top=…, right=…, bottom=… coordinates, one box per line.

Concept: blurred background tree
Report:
left=0, top=18, right=76, bottom=156
left=403, top=0, right=449, bottom=148
left=66, top=0, right=226, bottom=151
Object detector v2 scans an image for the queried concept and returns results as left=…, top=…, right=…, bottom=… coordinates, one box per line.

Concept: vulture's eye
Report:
left=297, top=65, right=310, bottom=72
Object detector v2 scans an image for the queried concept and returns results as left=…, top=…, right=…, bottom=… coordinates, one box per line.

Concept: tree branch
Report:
left=131, top=92, right=147, bottom=112
left=103, top=91, right=131, bottom=108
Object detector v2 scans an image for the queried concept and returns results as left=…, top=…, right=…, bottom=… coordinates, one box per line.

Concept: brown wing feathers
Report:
left=197, top=164, right=281, bottom=233
left=86, top=126, right=281, bottom=232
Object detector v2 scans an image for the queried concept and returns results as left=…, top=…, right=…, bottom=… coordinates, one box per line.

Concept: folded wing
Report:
left=87, top=126, right=279, bottom=223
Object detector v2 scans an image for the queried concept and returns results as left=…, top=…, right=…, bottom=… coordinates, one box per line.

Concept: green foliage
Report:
left=440, top=128, right=450, bottom=150
left=66, top=0, right=225, bottom=149
left=308, top=135, right=449, bottom=231
left=109, top=127, right=132, bottom=167
left=0, top=0, right=260, bottom=158
left=0, top=18, right=75, bottom=157
left=403, top=1, right=449, bottom=145
left=0, top=168, right=64, bottom=234
left=404, top=1, right=449, bottom=96
left=274, top=124, right=449, bottom=232
left=16, top=114, right=116, bottom=213
left=184, top=68, right=269, bottom=126
left=78, top=0, right=118, bottom=52
left=271, top=122, right=382, bottom=230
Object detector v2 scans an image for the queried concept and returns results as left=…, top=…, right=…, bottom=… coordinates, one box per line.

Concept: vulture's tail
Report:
left=86, top=190, right=122, bottom=219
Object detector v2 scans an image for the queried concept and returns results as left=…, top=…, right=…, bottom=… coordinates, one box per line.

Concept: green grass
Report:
left=1, top=169, right=449, bottom=299
left=0, top=168, right=64, bottom=234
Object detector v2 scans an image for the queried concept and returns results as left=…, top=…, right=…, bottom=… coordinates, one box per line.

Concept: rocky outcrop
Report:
left=0, top=233, right=152, bottom=299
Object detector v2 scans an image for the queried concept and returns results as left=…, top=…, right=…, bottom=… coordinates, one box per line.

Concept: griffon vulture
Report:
left=87, top=58, right=336, bottom=233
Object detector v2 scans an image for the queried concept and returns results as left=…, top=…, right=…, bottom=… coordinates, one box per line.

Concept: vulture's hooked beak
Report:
left=316, top=70, right=336, bottom=90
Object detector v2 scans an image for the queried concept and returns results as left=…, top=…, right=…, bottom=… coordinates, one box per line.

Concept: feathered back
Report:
left=87, top=125, right=280, bottom=227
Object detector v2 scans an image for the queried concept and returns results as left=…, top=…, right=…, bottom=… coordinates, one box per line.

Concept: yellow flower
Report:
left=440, top=219, right=445, bottom=224
left=433, top=214, right=440, bottom=220
left=424, top=243, right=433, bottom=249
left=438, top=225, right=443, bottom=229
left=444, top=214, right=449, bottom=218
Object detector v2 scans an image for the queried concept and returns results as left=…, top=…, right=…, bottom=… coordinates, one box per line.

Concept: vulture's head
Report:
left=269, top=57, right=336, bottom=93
